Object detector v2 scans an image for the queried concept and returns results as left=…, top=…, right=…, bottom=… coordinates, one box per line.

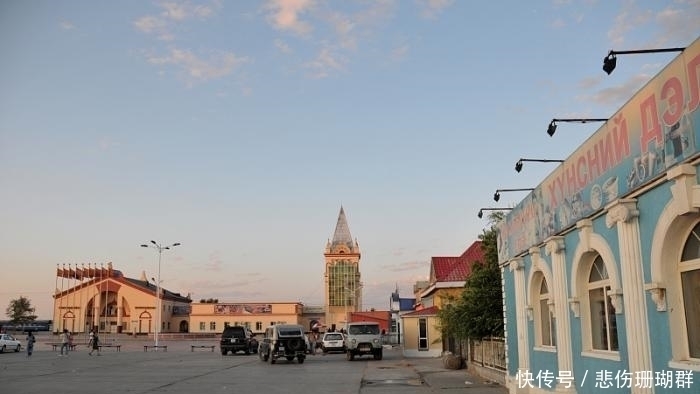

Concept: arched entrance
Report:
left=62, top=311, right=76, bottom=332
left=139, top=311, right=152, bottom=334
left=179, top=320, right=189, bottom=333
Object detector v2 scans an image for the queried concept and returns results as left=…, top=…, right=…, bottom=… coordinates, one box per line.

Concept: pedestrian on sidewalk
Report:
left=26, top=331, right=35, bottom=357
left=88, top=333, right=100, bottom=356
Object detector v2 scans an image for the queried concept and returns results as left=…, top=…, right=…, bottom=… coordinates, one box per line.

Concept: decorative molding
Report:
left=509, top=258, right=524, bottom=272
left=577, top=219, right=593, bottom=252
left=544, top=236, right=565, bottom=256
left=644, top=282, right=667, bottom=312
left=609, top=288, right=624, bottom=314
left=569, top=298, right=580, bottom=318
left=667, top=164, right=699, bottom=215
left=605, top=199, right=639, bottom=228
left=526, top=305, right=533, bottom=321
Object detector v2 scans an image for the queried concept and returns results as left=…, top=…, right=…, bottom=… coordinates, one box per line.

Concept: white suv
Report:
left=344, top=322, right=382, bottom=361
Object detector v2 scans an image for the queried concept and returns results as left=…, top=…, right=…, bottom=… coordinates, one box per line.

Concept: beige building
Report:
left=189, top=302, right=304, bottom=334
left=53, top=265, right=310, bottom=336
left=53, top=264, right=191, bottom=334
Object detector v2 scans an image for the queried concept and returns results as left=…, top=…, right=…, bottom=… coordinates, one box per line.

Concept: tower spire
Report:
left=331, top=206, right=354, bottom=248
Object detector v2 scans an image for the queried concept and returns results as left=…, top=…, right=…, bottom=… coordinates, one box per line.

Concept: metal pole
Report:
left=156, top=248, right=162, bottom=347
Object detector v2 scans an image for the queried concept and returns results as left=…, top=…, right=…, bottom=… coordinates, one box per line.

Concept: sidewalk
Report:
left=409, top=356, right=508, bottom=393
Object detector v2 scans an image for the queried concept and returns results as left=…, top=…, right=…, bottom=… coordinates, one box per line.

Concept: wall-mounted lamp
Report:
left=603, top=47, right=685, bottom=75
left=515, top=158, right=564, bottom=173
left=478, top=207, right=513, bottom=219
left=494, top=188, right=535, bottom=202
left=547, top=118, right=608, bottom=137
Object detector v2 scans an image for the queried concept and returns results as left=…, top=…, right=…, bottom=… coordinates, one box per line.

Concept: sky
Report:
left=1, top=1, right=699, bottom=320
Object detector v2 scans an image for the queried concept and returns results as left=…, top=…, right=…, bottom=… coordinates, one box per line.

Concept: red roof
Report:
left=431, top=241, right=484, bottom=282
left=402, top=305, right=439, bottom=317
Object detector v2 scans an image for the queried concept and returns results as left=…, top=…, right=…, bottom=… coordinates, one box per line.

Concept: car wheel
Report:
left=286, top=356, right=294, bottom=361
left=221, top=349, right=227, bottom=356
left=244, top=348, right=250, bottom=355
left=346, top=351, right=354, bottom=361
left=1, top=345, right=5, bottom=353
left=297, top=355, right=305, bottom=364
left=15, top=345, right=21, bottom=352
left=322, top=347, right=328, bottom=354
left=373, top=349, right=383, bottom=360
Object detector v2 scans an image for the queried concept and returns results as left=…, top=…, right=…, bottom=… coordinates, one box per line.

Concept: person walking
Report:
left=26, top=331, right=36, bottom=357
left=88, top=332, right=100, bottom=356
left=59, top=329, right=70, bottom=356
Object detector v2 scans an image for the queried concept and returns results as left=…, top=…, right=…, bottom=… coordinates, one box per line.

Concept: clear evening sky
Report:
left=1, top=1, right=698, bottom=319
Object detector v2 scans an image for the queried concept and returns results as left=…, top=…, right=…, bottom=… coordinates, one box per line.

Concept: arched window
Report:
left=588, top=256, right=618, bottom=351
left=538, top=278, right=556, bottom=347
left=680, top=222, right=700, bottom=359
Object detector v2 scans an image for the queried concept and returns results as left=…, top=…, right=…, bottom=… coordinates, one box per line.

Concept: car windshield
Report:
left=324, top=333, right=343, bottom=340
left=348, top=325, right=380, bottom=335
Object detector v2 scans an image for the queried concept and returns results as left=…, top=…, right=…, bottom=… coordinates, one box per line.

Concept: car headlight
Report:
left=373, top=339, right=379, bottom=344
left=351, top=339, right=356, bottom=344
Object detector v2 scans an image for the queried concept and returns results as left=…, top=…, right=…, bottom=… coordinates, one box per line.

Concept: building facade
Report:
left=53, top=264, right=192, bottom=335
left=498, top=37, right=700, bottom=393
left=402, top=241, right=485, bottom=357
left=324, top=206, right=362, bottom=330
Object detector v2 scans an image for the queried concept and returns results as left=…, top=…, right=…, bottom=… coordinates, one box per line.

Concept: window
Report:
left=209, top=321, right=216, bottom=331
left=681, top=223, right=700, bottom=359
left=199, top=322, right=205, bottom=331
left=418, top=318, right=428, bottom=350
left=588, top=256, right=618, bottom=351
left=256, top=321, right=262, bottom=331
left=538, top=278, right=556, bottom=347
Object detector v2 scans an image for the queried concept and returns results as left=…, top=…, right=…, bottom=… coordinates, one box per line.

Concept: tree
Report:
left=437, top=212, right=504, bottom=339
left=5, top=296, right=38, bottom=324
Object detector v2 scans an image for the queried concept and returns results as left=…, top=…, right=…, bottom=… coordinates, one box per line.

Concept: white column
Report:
left=510, top=258, right=530, bottom=373
left=605, top=198, right=652, bottom=394
left=545, top=237, right=577, bottom=392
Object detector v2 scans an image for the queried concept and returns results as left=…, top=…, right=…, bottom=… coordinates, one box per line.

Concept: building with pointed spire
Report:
left=324, top=206, right=362, bottom=330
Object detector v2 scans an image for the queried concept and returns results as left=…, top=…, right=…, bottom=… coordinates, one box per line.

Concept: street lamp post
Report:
left=141, top=240, right=180, bottom=348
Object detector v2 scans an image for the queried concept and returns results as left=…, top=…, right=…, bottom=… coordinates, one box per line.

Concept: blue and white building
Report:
left=499, top=37, right=700, bottom=393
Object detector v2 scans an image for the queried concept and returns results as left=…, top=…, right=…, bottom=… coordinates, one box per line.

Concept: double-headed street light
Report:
left=141, top=240, right=180, bottom=348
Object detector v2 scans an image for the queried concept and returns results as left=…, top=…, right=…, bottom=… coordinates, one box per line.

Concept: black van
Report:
left=220, top=326, right=254, bottom=355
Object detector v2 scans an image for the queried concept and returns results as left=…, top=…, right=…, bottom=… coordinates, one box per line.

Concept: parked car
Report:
left=321, top=332, right=345, bottom=353
left=258, top=324, right=306, bottom=364
left=0, top=334, right=21, bottom=353
left=220, top=326, right=255, bottom=355
left=344, top=322, right=382, bottom=361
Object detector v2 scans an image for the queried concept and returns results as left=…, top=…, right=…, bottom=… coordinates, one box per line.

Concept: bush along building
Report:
left=498, top=37, right=700, bottom=394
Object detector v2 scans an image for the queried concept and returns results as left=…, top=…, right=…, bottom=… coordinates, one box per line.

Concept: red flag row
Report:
left=55, top=265, right=113, bottom=279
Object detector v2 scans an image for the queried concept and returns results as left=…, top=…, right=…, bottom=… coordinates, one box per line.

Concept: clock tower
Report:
left=324, top=206, right=361, bottom=330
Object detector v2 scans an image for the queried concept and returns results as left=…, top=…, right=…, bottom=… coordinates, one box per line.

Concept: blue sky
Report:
left=1, top=1, right=698, bottom=319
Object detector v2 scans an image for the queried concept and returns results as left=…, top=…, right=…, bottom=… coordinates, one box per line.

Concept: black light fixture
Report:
left=603, top=47, right=685, bottom=75
left=547, top=118, right=608, bottom=137
left=478, top=207, right=513, bottom=219
left=515, top=158, right=564, bottom=173
left=494, top=188, right=535, bottom=202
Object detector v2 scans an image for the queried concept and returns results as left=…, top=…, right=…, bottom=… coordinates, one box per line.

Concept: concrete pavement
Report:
left=0, top=332, right=508, bottom=393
